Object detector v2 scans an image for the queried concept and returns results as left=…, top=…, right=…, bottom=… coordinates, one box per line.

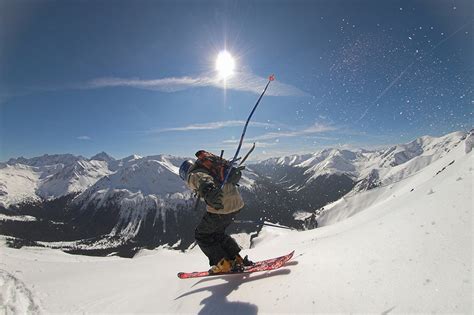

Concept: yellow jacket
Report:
left=187, top=169, right=244, bottom=214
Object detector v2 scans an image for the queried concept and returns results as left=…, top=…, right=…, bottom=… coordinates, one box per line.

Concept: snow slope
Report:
left=316, top=132, right=470, bottom=226
left=0, top=133, right=472, bottom=313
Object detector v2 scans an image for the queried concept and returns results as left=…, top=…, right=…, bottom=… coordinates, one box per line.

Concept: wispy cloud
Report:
left=77, top=136, right=91, bottom=140
left=148, top=120, right=275, bottom=134
left=208, top=140, right=277, bottom=153
left=223, top=123, right=338, bottom=144
left=87, top=71, right=309, bottom=97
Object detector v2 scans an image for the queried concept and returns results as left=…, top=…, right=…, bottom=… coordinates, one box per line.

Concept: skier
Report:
left=179, top=153, right=252, bottom=274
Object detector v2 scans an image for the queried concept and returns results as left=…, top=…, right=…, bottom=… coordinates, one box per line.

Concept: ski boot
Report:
left=208, top=258, right=232, bottom=274
left=231, top=254, right=254, bottom=272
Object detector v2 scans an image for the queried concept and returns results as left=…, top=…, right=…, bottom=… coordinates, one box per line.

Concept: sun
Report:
left=216, top=50, right=235, bottom=79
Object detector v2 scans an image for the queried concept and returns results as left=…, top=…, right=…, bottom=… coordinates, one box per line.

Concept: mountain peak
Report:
left=122, top=154, right=142, bottom=162
left=6, top=153, right=84, bottom=167
left=90, top=152, right=116, bottom=162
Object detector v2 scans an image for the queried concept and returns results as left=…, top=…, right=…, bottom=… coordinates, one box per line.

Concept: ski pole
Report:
left=238, top=142, right=256, bottom=166
left=234, top=219, right=295, bottom=230
left=221, top=74, right=275, bottom=188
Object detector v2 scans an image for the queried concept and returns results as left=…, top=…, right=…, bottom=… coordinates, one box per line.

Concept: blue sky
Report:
left=1, top=0, right=472, bottom=161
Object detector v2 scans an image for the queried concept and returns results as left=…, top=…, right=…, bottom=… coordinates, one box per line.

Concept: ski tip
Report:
left=282, top=250, right=295, bottom=262
left=269, top=74, right=275, bottom=81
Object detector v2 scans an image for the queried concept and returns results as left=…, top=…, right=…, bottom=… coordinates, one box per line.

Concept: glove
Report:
left=199, top=182, right=224, bottom=210
left=227, top=166, right=245, bottom=185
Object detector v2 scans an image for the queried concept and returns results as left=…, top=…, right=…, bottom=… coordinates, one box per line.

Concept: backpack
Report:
left=194, top=150, right=231, bottom=184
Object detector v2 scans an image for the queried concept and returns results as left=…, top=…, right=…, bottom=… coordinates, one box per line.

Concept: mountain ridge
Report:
left=0, top=130, right=471, bottom=256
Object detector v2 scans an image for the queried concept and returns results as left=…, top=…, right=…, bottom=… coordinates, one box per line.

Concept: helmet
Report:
left=179, top=160, right=194, bottom=181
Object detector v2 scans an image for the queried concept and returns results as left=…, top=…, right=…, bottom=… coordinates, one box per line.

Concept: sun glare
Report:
left=216, top=51, right=235, bottom=79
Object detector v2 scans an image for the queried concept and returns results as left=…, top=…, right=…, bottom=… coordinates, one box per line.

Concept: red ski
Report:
left=177, top=251, right=294, bottom=279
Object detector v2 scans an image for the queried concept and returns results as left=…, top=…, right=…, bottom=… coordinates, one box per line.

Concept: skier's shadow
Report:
left=175, top=268, right=292, bottom=315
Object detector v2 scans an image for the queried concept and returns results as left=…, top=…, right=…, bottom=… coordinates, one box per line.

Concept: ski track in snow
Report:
left=0, top=269, right=42, bottom=314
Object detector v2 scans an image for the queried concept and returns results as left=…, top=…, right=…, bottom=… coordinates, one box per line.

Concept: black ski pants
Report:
left=195, top=211, right=241, bottom=266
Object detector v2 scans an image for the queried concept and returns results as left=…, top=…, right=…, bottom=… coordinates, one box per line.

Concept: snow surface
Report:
left=1, top=134, right=472, bottom=314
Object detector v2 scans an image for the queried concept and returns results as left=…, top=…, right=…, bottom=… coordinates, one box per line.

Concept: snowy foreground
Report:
left=1, top=140, right=472, bottom=314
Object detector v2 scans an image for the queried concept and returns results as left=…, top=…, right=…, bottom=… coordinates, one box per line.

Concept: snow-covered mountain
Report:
left=0, top=153, right=186, bottom=209
left=73, top=155, right=192, bottom=237
left=1, top=131, right=466, bottom=209
left=1, top=128, right=472, bottom=313
left=253, top=131, right=467, bottom=193
left=0, top=130, right=471, bottom=256
left=5, top=153, right=84, bottom=168
left=0, top=155, right=112, bottom=208
left=90, top=151, right=116, bottom=163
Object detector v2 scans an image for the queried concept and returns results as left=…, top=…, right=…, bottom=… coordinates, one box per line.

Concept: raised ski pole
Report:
left=221, top=74, right=275, bottom=188
left=238, top=142, right=256, bottom=166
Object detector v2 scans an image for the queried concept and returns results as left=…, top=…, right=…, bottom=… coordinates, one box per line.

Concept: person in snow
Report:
left=179, top=153, right=252, bottom=273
